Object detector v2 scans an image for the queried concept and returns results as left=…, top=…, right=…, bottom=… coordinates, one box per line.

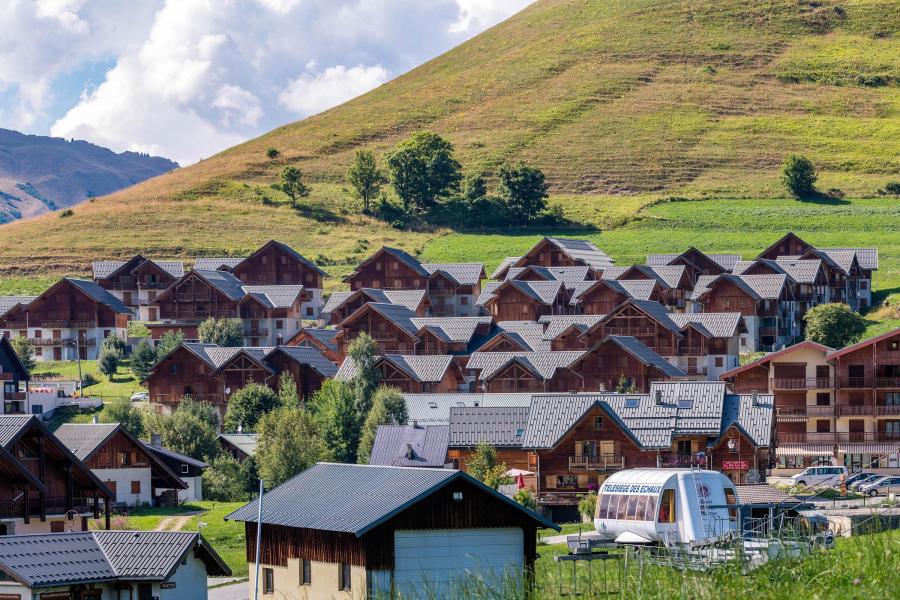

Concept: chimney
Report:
left=151, top=433, right=162, bottom=448
left=405, top=443, right=415, bottom=460
left=412, top=420, right=418, bottom=429
left=654, top=389, right=663, bottom=405
left=751, top=390, right=759, bottom=406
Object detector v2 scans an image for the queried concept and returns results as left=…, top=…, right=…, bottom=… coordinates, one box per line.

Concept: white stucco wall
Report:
left=94, top=466, right=153, bottom=506
left=178, top=476, right=203, bottom=502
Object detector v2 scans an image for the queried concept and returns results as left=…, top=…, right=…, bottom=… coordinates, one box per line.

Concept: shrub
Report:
left=197, top=317, right=244, bottom=347
left=513, top=489, right=537, bottom=511
left=878, top=181, right=900, bottom=196
left=223, top=383, right=280, bottom=433
left=578, top=491, right=598, bottom=520
left=265, top=148, right=279, bottom=159
left=805, top=303, right=867, bottom=349
left=99, top=401, right=144, bottom=437
left=59, top=209, right=74, bottom=218
left=100, top=333, right=127, bottom=356
left=781, top=154, right=818, bottom=198
left=97, top=348, right=120, bottom=378
left=130, top=340, right=157, bottom=381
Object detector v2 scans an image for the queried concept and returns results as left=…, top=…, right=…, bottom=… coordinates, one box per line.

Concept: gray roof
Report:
left=65, top=278, right=133, bottom=315
left=570, top=279, right=656, bottom=306
left=490, top=257, right=521, bottom=279
left=505, top=280, right=564, bottom=305
left=605, top=265, right=686, bottom=289
left=774, top=259, right=823, bottom=284
left=449, top=406, right=529, bottom=447
left=241, top=285, right=306, bottom=309
left=194, top=257, right=245, bottom=270
left=0, top=295, right=36, bottom=318
left=379, top=247, right=431, bottom=277
left=475, top=282, right=501, bottom=306
left=486, top=321, right=549, bottom=351
left=539, top=315, right=606, bottom=340
left=248, top=240, right=327, bottom=276
left=143, top=442, right=209, bottom=469
left=266, top=346, right=338, bottom=377
left=594, top=299, right=682, bottom=335
left=192, top=269, right=246, bottom=301
left=734, top=484, right=794, bottom=505
left=647, top=251, right=741, bottom=272
left=466, top=351, right=584, bottom=380
left=689, top=275, right=719, bottom=300
left=691, top=274, right=786, bottom=302
left=411, top=316, right=493, bottom=344
left=295, top=327, right=339, bottom=351
left=226, top=462, right=557, bottom=534
left=599, top=336, right=686, bottom=377
left=337, top=354, right=454, bottom=384
left=54, top=423, right=119, bottom=460
left=369, top=424, right=449, bottom=467
left=0, top=531, right=229, bottom=588
left=355, top=302, right=419, bottom=335
left=422, top=263, right=484, bottom=286
left=668, top=312, right=743, bottom=338
left=720, top=392, right=774, bottom=447
left=0, top=414, right=36, bottom=448
left=545, top=238, right=614, bottom=269
left=92, top=258, right=184, bottom=280
left=818, top=249, right=859, bottom=273
left=403, top=393, right=535, bottom=423
left=171, top=343, right=336, bottom=377
left=821, top=247, right=877, bottom=270
left=506, top=266, right=592, bottom=287
left=322, top=288, right=426, bottom=314
left=218, top=433, right=259, bottom=457
left=520, top=394, right=621, bottom=449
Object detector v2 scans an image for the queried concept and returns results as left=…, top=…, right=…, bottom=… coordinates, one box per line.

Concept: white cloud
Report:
left=279, top=64, right=390, bottom=116
left=6, top=0, right=534, bottom=164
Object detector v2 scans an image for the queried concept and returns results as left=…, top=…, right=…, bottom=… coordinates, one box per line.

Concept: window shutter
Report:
left=577, top=475, right=589, bottom=488
left=574, top=443, right=583, bottom=457
left=545, top=475, right=557, bottom=489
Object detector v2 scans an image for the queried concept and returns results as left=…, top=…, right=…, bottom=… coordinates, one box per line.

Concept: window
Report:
left=624, top=397, right=639, bottom=408
left=263, top=567, right=274, bottom=594
left=339, top=562, right=351, bottom=591
left=715, top=356, right=723, bottom=367
left=306, top=306, right=314, bottom=316
left=31, top=404, right=43, bottom=415
left=676, top=398, right=693, bottom=409
left=886, top=393, right=900, bottom=406
left=181, top=464, right=190, bottom=475
left=33, top=330, right=42, bottom=339
left=301, top=559, right=311, bottom=585
left=275, top=320, right=284, bottom=329
left=460, top=296, right=468, bottom=305
left=658, top=489, right=675, bottom=523
left=131, top=481, right=141, bottom=494
left=816, top=392, right=830, bottom=405
left=816, top=419, right=831, bottom=433
left=890, top=340, right=899, bottom=351
left=593, top=416, right=603, bottom=431
left=556, top=475, right=578, bottom=488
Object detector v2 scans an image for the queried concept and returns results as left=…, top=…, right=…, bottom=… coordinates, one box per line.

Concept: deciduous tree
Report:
left=197, top=317, right=244, bottom=347
left=498, top=162, right=549, bottom=225
left=805, top=303, right=867, bottom=348
left=272, top=165, right=310, bottom=208
left=357, top=386, right=408, bottom=463
left=467, top=442, right=510, bottom=489
left=346, top=148, right=387, bottom=213
left=131, top=340, right=157, bottom=380
left=313, top=380, right=360, bottom=463
left=386, top=131, right=461, bottom=214
left=10, top=337, right=36, bottom=374
left=256, top=406, right=325, bottom=487
left=223, top=383, right=281, bottom=433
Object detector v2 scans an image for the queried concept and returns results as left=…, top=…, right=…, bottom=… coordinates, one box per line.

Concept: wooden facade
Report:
left=336, top=305, right=419, bottom=356
left=231, top=241, right=324, bottom=288
left=484, top=284, right=562, bottom=322
left=575, top=281, right=641, bottom=315
left=479, top=362, right=583, bottom=393
left=95, top=256, right=179, bottom=294
left=345, top=248, right=427, bottom=291
left=154, top=271, right=240, bottom=322
left=583, top=302, right=680, bottom=356
left=573, top=340, right=669, bottom=393
left=375, top=358, right=464, bottom=394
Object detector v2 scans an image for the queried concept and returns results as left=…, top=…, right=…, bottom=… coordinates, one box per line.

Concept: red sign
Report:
left=722, top=460, right=749, bottom=471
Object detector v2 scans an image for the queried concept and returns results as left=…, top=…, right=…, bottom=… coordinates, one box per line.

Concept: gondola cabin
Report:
left=594, top=469, right=738, bottom=546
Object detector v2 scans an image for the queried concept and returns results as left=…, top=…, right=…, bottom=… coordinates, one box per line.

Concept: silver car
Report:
left=858, top=476, right=900, bottom=497
left=849, top=474, right=882, bottom=491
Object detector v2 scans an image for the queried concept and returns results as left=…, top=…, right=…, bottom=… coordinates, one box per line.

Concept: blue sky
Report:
left=0, top=0, right=532, bottom=165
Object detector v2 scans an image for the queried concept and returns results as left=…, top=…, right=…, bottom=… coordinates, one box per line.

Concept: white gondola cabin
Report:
left=594, top=469, right=738, bottom=546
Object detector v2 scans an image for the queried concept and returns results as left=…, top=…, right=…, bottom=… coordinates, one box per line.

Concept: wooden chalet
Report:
left=492, top=238, right=614, bottom=280
left=466, top=351, right=585, bottom=393
left=412, top=316, right=494, bottom=356
left=646, top=247, right=741, bottom=287
left=580, top=299, right=683, bottom=357
left=0, top=415, right=114, bottom=533
left=690, top=273, right=798, bottom=352
left=474, top=321, right=546, bottom=353
left=0, top=278, right=131, bottom=362
left=0, top=336, right=28, bottom=415
left=446, top=406, right=531, bottom=475
left=569, top=278, right=660, bottom=315
left=334, top=302, right=420, bottom=357
left=478, top=279, right=568, bottom=321
left=734, top=257, right=830, bottom=315
left=145, top=343, right=337, bottom=417
left=336, top=354, right=466, bottom=394
left=92, top=255, right=184, bottom=321
left=218, top=433, right=259, bottom=462
left=570, top=335, right=686, bottom=392
left=601, top=264, right=692, bottom=311
left=227, top=463, right=557, bottom=599
left=321, top=288, right=428, bottom=326
left=287, top=327, right=341, bottom=363
left=153, top=269, right=246, bottom=324
left=539, top=315, right=605, bottom=351
left=54, top=423, right=187, bottom=507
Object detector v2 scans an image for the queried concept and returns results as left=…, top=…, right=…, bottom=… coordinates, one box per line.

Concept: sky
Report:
left=0, top=0, right=532, bottom=165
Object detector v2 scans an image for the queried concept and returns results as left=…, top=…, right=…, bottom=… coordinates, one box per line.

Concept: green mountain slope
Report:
left=0, top=0, right=897, bottom=310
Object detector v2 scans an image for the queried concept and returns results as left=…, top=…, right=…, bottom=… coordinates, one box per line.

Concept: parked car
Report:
left=858, top=476, right=900, bottom=497
left=130, top=391, right=150, bottom=402
left=790, top=465, right=847, bottom=488
left=849, top=474, right=882, bottom=491
left=843, top=471, right=876, bottom=489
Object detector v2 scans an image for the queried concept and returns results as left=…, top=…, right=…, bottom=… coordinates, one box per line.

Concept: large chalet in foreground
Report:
left=721, top=328, right=900, bottom=476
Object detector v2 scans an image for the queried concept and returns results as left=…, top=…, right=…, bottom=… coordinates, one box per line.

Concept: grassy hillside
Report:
left=0, top=0, right=897, bottom=317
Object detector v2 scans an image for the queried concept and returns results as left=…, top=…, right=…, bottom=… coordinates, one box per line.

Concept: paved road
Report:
left=209, top=582, right=249, bottom=600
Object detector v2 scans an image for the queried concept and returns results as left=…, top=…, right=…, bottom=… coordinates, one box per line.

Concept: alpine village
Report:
left=0, top=1, right=899, bottom=599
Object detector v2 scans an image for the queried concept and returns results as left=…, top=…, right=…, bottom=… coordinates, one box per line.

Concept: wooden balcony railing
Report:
left=371, top=331, right=398, bottom=341
left=876, top=377, right=900, bottom=388
left=776, top=407, right=808, bottom=419
left=771, top=377, right=833, bottom=390
left=836, top=404, right=874, bottom=416
left=568, top=455, right=625, bottom=471
left=605, top=326, right=657, bottom=336
left=839, top=377, right=869, bottom=388
left=876, top=405, right=900, bottom=416
left=0, top=373, right=13, bottom=381
left=3, top=322, right=26, bottom=329
left=807, top=405, right=836, bottom=416
left=245, top=328, right=269, bottom=337
left=39, top=320, right=96, bottom=329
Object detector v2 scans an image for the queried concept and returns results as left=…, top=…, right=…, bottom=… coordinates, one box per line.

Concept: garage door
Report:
left=393, top=528, right=524, bottom=598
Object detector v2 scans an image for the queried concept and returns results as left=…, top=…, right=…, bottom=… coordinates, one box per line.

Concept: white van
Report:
left=789, top=465, right=847, bottom=487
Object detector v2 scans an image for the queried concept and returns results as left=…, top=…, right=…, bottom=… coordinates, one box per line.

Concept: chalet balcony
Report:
left=659, top=454, right=707, bottom=468
left=3, top=401, right=26, bottom=414
left=371, top=331, right=398, bottom=342
left=170, top=310, right=239, bottom=320
left=836, top=404, right=874, bottom=416
left=3, top=322, right=26, bottom=329
left=29, top=337, right=96, bottom=347
left=838, top=377, right=869, bottom=388
left=876, top=377, right=900, bottom=388
left=876, top=405, right=900, bottom=416
left=0, top=497, right=95, bottom=518
left=680, top=346, right=706, bottom=356
left=771, top=377, right=833, bottom=390
left=0, top=373, right=13, bottom=381
left=807, top=405, right=836, bottom=417
left=605, top=326, right=657, bottom=336
left=685, top=365, right=708, bottom=377
left=568, top=455, right=625, bottom=471
left=40, top=320, right=96, bottom=329
left=776, top=407, right=809, bottom=420
left=776, top=432, right=837, bottom=444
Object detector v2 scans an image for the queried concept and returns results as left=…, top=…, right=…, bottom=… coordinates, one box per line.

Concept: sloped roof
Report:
left=164, top=343, right=335, bottom=377
left=54, top=423, right=119, bottom=460
left=264, top=346, right=338, bottom=377
left=0, top=295, right=36, bottom=318
left=449, top=406, right=529, bottom=447
left=539, top=315, right=606, bottom=340
left=818, top=249, right=859, bottom=274
left=0, top=531, right=230, bottom=588
left=218, top=433, right=259, bottom=457
left=821, top=247, right=877, bottom=270
left=475, top=282, right=501, bottom=306
left=826, top=326, right=900, bottom=360
left=226, top=463, right=557, bottom=534
left=506, top=265, right=592, bottom=287
left=403, top=393, right=536, bottom=423
left=719, top=340, right=832, bottom=379
left=411, top=316, right=493, bottom=344
left=194, top=257, right=245, bottom=271
left=485, top=321, right=549, bottom=351
left=720, top=392, right=774, bottom=447
left=734, top=484, right=795, bottom=505
left=505, top=280, right=564, bottom=305
left=293, top=327, right=339, bottom=351
left=369, top=424, right=449, bottom=467
left=693, top=274, right=786, bottom=301
left=144, top=442, right=209, bottom=469
left=92, top=259, right=183, bottom=280
left=608, top=265, right=686, bottom=289
left=490, top=257, right=520, bottom=280
left=688, top=274, right=719, bottom=300
left=545, top=238, right=614, bottom=269
left=669, top=312, right=743, bottom=338
left=466, top=351, right=584, bottom=380
left=521, top=394, right=633, bottom=449
left=381, top=354, right=457, bottom=383
left=0, top=414, right=34, bottom=448
left=64, top=278, right=132, bottom=315
left=191, top=269, right=246, bottom=301
left=773, top=258, right=823, bottom=284
left=240, top=285, right=306, bottom=309
left=422, top=263, right=485, bottom=286
left=601, top=336, right=686, bottom=377
left=245, top=240, right=327, bottom=276
left=647, top=250, right=741, bottom=271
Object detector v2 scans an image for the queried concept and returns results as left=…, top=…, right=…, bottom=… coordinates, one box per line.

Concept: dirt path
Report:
left=156, top=513, right=199, bottom=531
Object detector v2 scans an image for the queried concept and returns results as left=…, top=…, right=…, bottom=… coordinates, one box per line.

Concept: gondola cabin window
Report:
left=658, top=489, right=675, bottom=523
left=596, top=494, right=657, bottom=522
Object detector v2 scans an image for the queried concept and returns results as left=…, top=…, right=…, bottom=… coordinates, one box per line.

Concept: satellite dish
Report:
left=225, top=387, right=231, bottom=395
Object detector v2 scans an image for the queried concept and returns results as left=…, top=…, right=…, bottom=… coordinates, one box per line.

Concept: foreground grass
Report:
left=32, top=359, right=146, bottom=400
